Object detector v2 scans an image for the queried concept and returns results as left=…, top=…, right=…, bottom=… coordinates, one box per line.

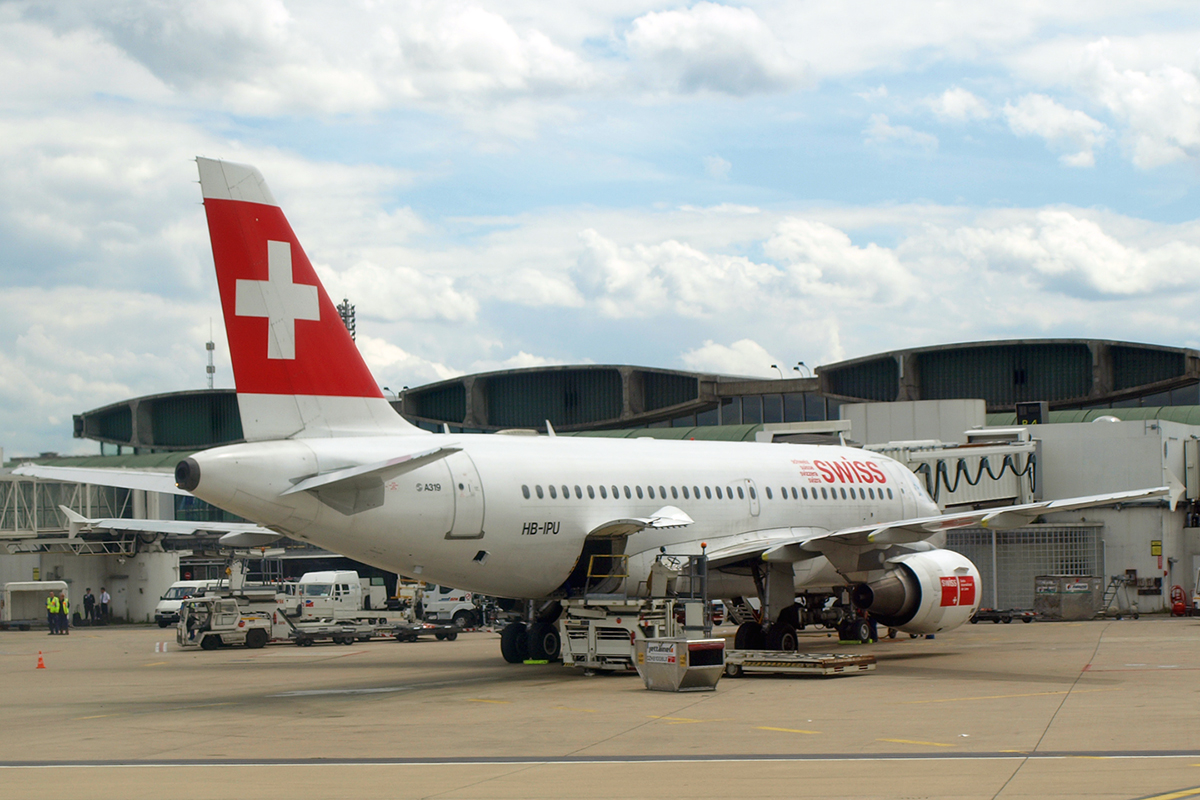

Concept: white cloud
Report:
left=681, top=339, right=781, bottom=378
left=315, top=261, right=479, bottom=323
left=355, top=335, right=460, bottom=387
left=575, top=229, right=780, bottom=319
left=703, top=154, right=731, bottom=180
left=625, top=2, right=806, bottom=95
left=863, top=114, right=938, bottom=153
left=765, top=218, right=916, bottom=303
left=1003, top=93, right=1108, bottom=166
left=1076, top=39, right=1200, bottom=168
left=928, top=87, right=992, bottom=121
left=928, top=209, right=1200, bottom=296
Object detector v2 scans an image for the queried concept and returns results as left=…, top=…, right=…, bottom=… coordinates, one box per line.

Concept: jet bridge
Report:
left=866, top=428, right=1038, bottom=510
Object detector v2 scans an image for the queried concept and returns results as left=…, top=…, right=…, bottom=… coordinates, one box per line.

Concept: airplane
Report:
left=18, top=158, right=1171, bottom=664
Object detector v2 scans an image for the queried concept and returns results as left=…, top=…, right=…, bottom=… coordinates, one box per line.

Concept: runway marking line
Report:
left=647, top=716, right=733, bottom=725
left=1133, top=787, right=1200, bottom=800
left=877, top=739, right=955, bottom=748
left=757, top=726, right=820, bottom=735
left=467, top=699, right=511, bottom=704
left=553, top=706, right=596, bottom=713
left=900, top=687, right=1120, bottom=705
left=142, top=662, right=167, bottom=667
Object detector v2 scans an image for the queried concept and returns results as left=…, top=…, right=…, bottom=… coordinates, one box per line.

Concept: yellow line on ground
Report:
left=647, top=716, right=732, bottom=725
left=1134, top=787, right=1200, bottom=800
left=878, top=738, right=956, bottom=748
left=467, top=699, right=511, bottom=704
left=179, top=703, right=234, bottom=710
left=142, top=661, right=167, bottom=667
left=552, top=706, right=597, bottom=713
left=901, top=687, right=1119, bottom=705
left=757, top=726, right=820, bottom=735
left=72, top=714, right=120, bottom=720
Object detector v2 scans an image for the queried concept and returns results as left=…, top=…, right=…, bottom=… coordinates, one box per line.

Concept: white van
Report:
left=155, top=580, right=220, bottom=627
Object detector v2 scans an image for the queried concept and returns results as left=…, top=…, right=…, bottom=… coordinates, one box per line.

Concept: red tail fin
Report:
left=197, top=158, right=419, bottom=439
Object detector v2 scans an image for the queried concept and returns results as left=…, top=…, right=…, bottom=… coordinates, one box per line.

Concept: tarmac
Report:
left=3, top=617, right=1200, bottom=800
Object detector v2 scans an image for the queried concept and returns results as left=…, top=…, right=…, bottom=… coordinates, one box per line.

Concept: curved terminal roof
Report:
left=69, top=339, right=1200, bottom=451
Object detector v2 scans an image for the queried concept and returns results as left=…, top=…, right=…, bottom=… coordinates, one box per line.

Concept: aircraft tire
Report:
left=765, top=623, right=798, bottom=652
left=500, top=622, right=528, bottom=664
left=527, top=621, right=561, bottom=662
left=734, top=621, right=765, bottom=651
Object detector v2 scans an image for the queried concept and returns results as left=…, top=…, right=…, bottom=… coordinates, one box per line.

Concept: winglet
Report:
left=58, top=505, right=89, bottom=537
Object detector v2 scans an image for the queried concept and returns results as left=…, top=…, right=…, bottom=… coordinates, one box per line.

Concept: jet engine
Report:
left=850, top=549, right=981, bottom=635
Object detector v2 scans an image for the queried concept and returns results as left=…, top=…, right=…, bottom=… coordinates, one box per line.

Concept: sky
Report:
left=2, top=1, right=1200, bottom=456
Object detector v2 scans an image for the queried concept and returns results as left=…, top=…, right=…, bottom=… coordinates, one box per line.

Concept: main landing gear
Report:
left=499, top=602, right=563, bottom=664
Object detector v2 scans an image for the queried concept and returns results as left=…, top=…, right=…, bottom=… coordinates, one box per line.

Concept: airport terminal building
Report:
left=4, top=337, right=1199, bottom=621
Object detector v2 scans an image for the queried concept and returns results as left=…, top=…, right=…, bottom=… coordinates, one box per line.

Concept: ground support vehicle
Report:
left=177, top=597, right=278, bottom=650
left=970, top=608, right=1036, bottom=624
left=722, top=651, right=876, bottom=678
left=392, top=621, right=460, bottom=642
left=287, top=619, right=379, bottom=646
left=420, top=585, right=483, bottom=628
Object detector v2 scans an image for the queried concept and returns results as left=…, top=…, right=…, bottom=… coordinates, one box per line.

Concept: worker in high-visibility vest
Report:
left=46, top=593, right=60, bottom=635
left=58, top=591, right=70, bottom=636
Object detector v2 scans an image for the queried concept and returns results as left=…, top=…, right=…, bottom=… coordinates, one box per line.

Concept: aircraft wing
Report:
left=12, top=464, right=187, bottom=495
left=799, top=485, right=1171, bottom=550
left=700, top=486, right=1170, bottom=569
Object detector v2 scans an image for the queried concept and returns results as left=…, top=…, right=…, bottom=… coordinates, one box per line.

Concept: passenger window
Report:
left=575, top=485, right=583, bottom=499
left=600, top=485, right=608, bottom=499
left=705, top=486, right=712, bottom=499
left=694, top=486, right=701, bottom=499
left=800, top=487, right=807, bottom=499
left=749, top=486, right=756, bottom=500
left=840, top=487, right=847, bottom=499
left=737, top=487, right=745, bottom=500
left=672, top=486, right=679, bottom=500
left=887, top=488, right=893, bottom=499
left=647, top=486, right=655, bottom=499
left=624, top=486, right=632, bottom=499
left=588, top=486, right=595, bottom=499
left=536, top=485, right=544, bottom=499
left=715, top=487, right=723, bottom=500
left=682, top=486, right=690, bottom=499
left=659, top=485, right=666, bottom=498
left=614, top=485, right=621, bottom=499
left=522, top=485, right=530, bottom=499
left=765, top=487, right=773, bottom=500
left=868, top=488, right=875, bottom=499
left=781, top=486, right=787, bottom=499
left=562, top=485, right=569, bottom=499
left=549, top=485, right=557, bottom=499
left=636, top=486, right=644, bottom=499
left=821, top=487, right=828, bottom=499
left=726, top=486, right=733, bottom=498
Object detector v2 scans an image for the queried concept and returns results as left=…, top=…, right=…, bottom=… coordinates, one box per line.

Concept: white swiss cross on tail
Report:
left=235, top=240, right=320, bottom=360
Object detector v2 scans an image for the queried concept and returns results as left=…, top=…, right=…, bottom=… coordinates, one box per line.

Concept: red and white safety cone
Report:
left=36, top=651, right=46, bottom=669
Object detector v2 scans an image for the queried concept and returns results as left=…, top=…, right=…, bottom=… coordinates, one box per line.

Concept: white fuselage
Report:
left=188, top=434, right=942, bottom=600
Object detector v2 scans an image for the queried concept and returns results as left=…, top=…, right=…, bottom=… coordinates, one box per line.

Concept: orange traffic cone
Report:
left=36, top=651, right=45, bottom=669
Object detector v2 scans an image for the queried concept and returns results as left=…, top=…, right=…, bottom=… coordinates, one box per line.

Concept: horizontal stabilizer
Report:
left=56, top=505, right=272, bottom=538
left=283, top=446, right=461, bottom=516
left=15, top=464, right=188, bottom=496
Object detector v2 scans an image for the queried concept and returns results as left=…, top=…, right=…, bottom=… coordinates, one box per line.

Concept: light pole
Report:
left=771, top=364, right=783, bottom=379
left=793, top=361, right=811, bottom=377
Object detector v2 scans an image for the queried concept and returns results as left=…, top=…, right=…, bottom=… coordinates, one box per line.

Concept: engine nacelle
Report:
left=850, top=549, right=981, bottom=635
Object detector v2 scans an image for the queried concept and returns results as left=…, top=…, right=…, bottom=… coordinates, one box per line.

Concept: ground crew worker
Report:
left=46, top=592, right=60, bottom=635
left=59, top=591, right=70, bottom=635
